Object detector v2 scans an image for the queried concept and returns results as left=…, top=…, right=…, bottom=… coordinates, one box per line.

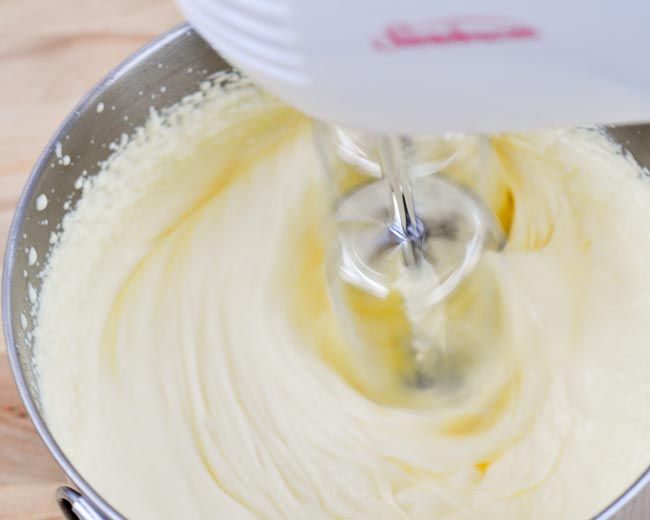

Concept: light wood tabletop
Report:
left=0, top=1, right=649, bottom=519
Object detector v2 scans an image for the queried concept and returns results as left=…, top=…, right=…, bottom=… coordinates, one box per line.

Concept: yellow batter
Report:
left=34, top=76, right=650, bottom=519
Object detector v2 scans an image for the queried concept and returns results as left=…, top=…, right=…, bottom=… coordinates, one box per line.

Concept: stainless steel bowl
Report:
left=3, top=22, right=650, bottom=520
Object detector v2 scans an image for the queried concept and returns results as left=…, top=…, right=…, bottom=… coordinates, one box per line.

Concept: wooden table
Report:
left=0, top=1, right=649, bottom=519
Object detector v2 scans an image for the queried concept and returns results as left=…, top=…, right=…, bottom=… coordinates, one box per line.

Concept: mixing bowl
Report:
left=3, top=23, right=650, bottom=520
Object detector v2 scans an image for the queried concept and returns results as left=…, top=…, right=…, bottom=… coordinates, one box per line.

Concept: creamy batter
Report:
left=34, top=77, right=650, bottom=519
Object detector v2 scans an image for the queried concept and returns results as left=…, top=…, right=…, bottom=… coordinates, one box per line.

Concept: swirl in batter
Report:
left=35, top=78, right=650, bottom=519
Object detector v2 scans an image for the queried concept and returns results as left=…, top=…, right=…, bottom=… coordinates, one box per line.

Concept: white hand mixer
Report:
left=179, top=0, right=650, bottom=134
left=178, top=0, right=650, bottom=391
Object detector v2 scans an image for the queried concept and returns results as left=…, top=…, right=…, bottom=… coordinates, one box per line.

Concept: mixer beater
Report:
left=317, top=127, right=504, bottom=396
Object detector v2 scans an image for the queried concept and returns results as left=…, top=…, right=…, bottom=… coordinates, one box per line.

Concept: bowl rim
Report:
left=3, top=19, right=650, bottom=520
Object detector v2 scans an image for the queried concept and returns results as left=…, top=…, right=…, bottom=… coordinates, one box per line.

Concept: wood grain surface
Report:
left=0, top=1, right=181, bottom=518
left=0, top=1, right=649, bottom=519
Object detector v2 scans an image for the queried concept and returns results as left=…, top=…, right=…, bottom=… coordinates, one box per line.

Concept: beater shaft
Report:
left=377, top=136, right=422, bottom=267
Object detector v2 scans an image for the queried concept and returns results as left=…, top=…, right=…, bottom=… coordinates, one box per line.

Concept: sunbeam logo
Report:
left=373, top=16, right=539, bottom=51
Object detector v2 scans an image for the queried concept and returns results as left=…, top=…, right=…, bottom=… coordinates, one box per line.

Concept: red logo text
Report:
left=373, top=16, right=539, bottom=51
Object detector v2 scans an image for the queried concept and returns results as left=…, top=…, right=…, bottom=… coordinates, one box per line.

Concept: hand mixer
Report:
left=177, top=0, right=650, bottom=398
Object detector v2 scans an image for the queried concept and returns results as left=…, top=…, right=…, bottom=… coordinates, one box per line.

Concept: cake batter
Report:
left=34, top=77, right=650, bottom=519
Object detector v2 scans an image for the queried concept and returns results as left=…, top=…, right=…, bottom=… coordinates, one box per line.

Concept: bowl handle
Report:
left=56, top=486, right=105, bottom=520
